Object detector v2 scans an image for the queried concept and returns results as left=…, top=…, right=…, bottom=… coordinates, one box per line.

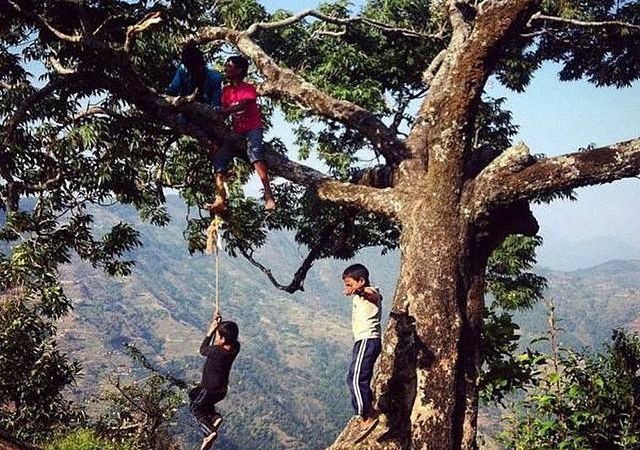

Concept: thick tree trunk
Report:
left=328, top=187, right=486, bottom=450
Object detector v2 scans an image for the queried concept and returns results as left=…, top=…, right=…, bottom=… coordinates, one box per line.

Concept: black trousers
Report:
left=189, top=385, right=227, bottom=435
left=347, top=337, right=382, bottom=419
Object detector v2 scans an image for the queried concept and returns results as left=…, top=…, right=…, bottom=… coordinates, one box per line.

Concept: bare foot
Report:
left=206, top=196, right=226, bottom=214
left=264, top=196, right=276, bottom=210
left=360, top=409, right=381, bottom=430
left=360, top=416, right=378, bottom=430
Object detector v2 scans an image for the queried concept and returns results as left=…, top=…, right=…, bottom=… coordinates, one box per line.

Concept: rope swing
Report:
left=206, top=214, right=224, bottom=317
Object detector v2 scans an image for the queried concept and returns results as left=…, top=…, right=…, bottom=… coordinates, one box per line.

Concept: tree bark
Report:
left=328, top=175, right=489, bottom=450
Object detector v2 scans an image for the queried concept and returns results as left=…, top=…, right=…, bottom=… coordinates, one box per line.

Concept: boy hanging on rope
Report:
left=207, top=55, right=276, bottom=212
left=342, top=264, right=383, bottom=437
left=189, top=313, right=240, bottom=450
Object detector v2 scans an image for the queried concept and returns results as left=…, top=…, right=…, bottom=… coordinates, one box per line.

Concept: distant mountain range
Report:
left=53, top=196, right=640, bottom=449
left=520, top=259, right=640, bottom=350
left=536, top=233, right=640, bottom=271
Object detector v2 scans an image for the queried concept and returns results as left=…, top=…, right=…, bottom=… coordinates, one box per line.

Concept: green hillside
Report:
left=516, top=260, right=640, bottom=351
left=55, top=196, right=640, bottom=449
left=57, top=196, right=397, bottom=450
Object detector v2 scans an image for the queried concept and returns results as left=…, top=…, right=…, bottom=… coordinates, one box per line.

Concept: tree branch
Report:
left=406, top=0, right=539, bottom=164
left=124, top=11, right=163, bottom=52
left=2, top=13, right=399, bottom=217
left=470, top=138, right=640, bottom=215
left=528, top=11, right=640, bottom=32
left=265, top=150, right=399, bottom=217
left=7, top=0, right=81, bottom=43
left=0, top=81, right=23, bottom=91
left=239, top=240, right=323, bottom=294
left=246, top=9, right=445, bottom=39
left=422, top=49, right=446, bottom=86
left=193, top=26, right=407, bottom=165
left=4, top=73, right=86, bottom=143
left=240, top=211, right=370, bottom=293
left=110, top=378, right=150, bottom=416
left=49, top=56, right=76, bottom=75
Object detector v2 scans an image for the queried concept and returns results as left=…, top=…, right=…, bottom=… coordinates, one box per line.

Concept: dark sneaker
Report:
left=200, top=431, right=218, bottom=450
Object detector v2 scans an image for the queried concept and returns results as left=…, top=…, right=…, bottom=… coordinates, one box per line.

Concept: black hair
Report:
left=181, top=42, right=205, bottom=70
left=226, top=55, right=249, bottom=78
left=342, top=263, right=370, bottom=285
left=181, top=42, right=206, bottom=99
left=217, top=320, right=239, bottom=345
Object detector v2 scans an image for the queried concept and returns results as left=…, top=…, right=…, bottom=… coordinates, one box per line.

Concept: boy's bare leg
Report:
left=254, top=161, right=275, bottom=210
left=206, top=172, right=227, bottom=213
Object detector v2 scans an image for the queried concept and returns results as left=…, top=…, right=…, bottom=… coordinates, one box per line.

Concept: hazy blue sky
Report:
left=255, top=0, right=640, bottom=268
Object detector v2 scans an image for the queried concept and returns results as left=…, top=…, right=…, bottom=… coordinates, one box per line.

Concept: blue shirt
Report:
left=167, top=64, right=222, bottom=108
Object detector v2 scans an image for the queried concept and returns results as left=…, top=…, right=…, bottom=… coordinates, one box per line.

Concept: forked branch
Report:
left=470, top=138, right=640, bottom=216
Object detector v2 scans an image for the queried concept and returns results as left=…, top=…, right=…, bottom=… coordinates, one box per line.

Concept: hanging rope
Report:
left=206, top=214, right=224, bottom=317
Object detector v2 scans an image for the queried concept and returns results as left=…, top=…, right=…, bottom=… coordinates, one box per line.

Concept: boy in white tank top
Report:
left=342, top=263, right=382, bottom=433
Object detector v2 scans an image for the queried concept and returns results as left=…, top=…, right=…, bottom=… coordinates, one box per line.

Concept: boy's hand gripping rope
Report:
left=206, top=215, right=224, bottom=317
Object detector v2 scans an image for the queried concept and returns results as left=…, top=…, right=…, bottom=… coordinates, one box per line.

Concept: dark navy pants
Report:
left=189, top=385, right=226, bottom=436
left=347, top=337, right=381, bottom=419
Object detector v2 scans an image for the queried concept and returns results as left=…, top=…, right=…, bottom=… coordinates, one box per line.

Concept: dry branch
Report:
left=529, top=11, right=640, bottom=32
left=124, top=11, right=163, bottom=52
left=246, top=9, right=445, bottom=39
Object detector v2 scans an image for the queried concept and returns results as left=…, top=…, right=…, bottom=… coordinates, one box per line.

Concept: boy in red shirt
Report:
left=208, top=56, right=276, bottom=212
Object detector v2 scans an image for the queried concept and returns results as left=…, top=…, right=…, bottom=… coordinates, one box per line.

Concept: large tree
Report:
left=1, top=1, right=639, bottom=449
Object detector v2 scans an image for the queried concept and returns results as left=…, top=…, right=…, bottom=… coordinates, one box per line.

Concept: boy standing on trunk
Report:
left=342, top=263, right=382, bottom=433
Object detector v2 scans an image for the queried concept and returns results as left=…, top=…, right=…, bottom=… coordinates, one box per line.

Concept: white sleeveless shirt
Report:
left=352, top=288, right=381, bottom=341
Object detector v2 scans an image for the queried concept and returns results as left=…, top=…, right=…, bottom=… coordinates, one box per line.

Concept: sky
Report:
left=253, top=0, right=640, bottom=269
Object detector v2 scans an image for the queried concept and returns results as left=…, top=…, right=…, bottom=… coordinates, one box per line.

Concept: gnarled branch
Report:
left=239, top=235, right=326, bottom=294
left=265, top=151, right=399, bottom=217
left=193, top=26, right=407, bottom=165
left=469, top=138, right=640, bottom=216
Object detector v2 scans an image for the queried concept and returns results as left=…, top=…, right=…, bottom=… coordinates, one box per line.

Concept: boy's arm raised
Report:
left=199, top=314, right=221, bottom=356
left=199, top=334, right=214, bottom=356
left=360, top=287, right=381, bottom=305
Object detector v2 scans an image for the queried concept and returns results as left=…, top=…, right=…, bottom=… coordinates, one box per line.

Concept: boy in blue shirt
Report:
left=167, top=43, right=222, bottom=108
